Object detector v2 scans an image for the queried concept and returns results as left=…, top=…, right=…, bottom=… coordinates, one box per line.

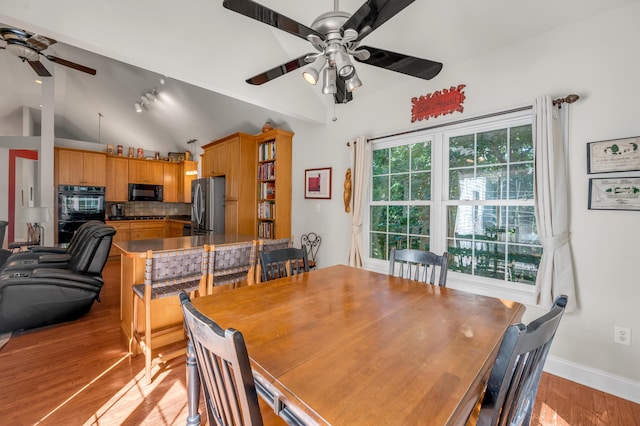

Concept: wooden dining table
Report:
left=186, top=264, right=525, bottom=426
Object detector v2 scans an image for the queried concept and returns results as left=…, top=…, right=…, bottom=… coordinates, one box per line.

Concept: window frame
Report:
left=363, top=110, right=539, bottom=305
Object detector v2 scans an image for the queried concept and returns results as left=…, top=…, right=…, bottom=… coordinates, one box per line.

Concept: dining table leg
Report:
left=186, top=338, right=201, bottom=426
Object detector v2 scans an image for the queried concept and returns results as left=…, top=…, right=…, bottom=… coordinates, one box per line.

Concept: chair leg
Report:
left=145, top=300, right=152, bottom=385
left=130, top=296, right=138, bottom=356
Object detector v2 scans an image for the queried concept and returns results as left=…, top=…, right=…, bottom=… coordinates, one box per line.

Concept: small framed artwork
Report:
left=587, top=136, right=640, bottom=174
left=305, top=167, right=332, bottom=199
left=588, top=177, right=640, bottom=210
left=168, top=152, right=185, bottom=162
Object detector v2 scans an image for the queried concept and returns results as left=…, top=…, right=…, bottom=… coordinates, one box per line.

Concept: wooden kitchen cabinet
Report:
left=165, top=220, right=186, bottom=237
left=56, top=148, right=106, bottom=187
left=129, top=221, right=165, bottom=240
left=128, top=159, right=163, bottom=184
left=163, top=162, right=178, bottom=202
left=105, top=156, right=129, bottom=201
left=108, top=222, right=130, bottom=257
left=181, top=160, right=198, bottom=202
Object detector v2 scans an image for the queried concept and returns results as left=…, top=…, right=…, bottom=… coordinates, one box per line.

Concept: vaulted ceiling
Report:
left=0, top=0, right=635, bottom=153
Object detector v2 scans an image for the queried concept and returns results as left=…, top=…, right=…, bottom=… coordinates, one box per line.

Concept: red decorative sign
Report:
left=411, top=84, right=466, bottom=123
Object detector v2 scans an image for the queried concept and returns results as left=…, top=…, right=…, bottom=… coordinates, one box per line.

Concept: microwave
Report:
left=128, top=184, right=163, bottom=201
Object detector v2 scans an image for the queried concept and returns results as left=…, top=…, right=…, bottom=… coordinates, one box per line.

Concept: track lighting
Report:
left=133, top=88, right=159, bottom=113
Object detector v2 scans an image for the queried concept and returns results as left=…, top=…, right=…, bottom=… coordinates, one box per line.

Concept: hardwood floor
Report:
left=0, top=258, right=638, bottom=425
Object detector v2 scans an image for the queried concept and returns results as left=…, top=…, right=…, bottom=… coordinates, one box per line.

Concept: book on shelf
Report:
left=257, top=201, right=275, bottom=219
left=258, top=141, right=276, bottom=162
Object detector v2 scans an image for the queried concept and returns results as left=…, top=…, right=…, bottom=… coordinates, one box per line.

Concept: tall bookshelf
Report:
left=256, top=129, right=293, bottom=239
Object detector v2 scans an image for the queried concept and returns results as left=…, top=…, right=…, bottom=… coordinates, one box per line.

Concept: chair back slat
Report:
left=476, top=295, right=568, bottom=426
left=255, top=237, right=292, bottom=283
left=180, top=292, right=264, bottom=426
left=208, top=241, right=257, bottom=291
left=140, top=247, right=207, bottom=299
left=389, top=248, right=449, bottom=287
left=259, top=247, right=309, bottom=282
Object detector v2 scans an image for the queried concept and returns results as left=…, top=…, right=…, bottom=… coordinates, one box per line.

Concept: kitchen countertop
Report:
left=114, top=234, right=256, bottom=257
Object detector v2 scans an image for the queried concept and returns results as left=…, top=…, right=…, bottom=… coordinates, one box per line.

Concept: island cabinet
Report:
left=108, top=222, right=131, bottom=257
left=129, top=220, right=165, bottom=240
left=105, top=156, right=129, bottom=201
left=162, top=162, right=179, bottom=202
left=202, top=133, right=256, bottom=235
left=128, top=158, right=163, bottom=184
left=55, top=148, right=106, bottom=187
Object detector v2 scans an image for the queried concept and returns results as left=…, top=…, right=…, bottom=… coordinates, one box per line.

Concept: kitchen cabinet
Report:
left=163, top=163, right=178, bottom=202
left=108, top=222, right=131, bottom=257
left=129, top=221, right=165, bottom=240
left=105, top=157, right=129, bottom=201
left=56, top=148, right=106, bottom=187
left=181, top=160, right=198, bottom=203
left=128, top=159, right=163, bottom=184
left=202, top=133, right=256, bottom=235
left=165, top=220, right=186, bottom=237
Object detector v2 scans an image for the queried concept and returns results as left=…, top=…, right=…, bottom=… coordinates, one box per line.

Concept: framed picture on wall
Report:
left=588, top=177, right=640, bottom=210
left=587, top=136, right=640, bottom=174
left=305, top=167, right=332, bottom=199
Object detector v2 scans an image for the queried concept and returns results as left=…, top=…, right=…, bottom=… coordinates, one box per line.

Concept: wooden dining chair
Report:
left=255, top=237, right=292, bottom=283
left=300, top=232, right=321, bottom=269
left=130, top=246, right=208, bottom=384
left=389, top=247, right=449, bottom=287
left=473, top=295, right=568, bottom=426
left=259, top=247, right=309, bottom=282
left=207, top=240, right=258, bottom=293
left=179, top=292, right=286, bottom=426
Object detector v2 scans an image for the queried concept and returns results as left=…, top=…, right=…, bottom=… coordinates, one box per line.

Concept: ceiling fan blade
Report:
left=25, top=34, right=57, bottom=51
left=334, top=77, right=353, bottom=104
left=27, top=60, right=52, bottom=77
left=223, top=0, right=322, bottom=41
left=355, top=46, right=442, bottom=80
left=341, top=0, right=415, bottom=41
left=45, top=55, right=97, bottom=75
left=246, top=54, right=311, bottom=85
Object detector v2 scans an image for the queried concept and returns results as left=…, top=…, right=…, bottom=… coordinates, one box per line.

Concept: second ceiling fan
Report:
left=223, top=0, right=443, bottom=104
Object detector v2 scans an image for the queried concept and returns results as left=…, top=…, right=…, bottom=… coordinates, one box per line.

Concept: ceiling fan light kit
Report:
left=223, top=0, right=443, bottom=104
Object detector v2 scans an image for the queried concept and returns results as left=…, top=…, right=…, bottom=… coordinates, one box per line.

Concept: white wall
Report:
left=288, top=2, right=640, bottom=401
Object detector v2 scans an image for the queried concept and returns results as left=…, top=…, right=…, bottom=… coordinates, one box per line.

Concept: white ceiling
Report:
left=0, top=0, right=636, bottom=152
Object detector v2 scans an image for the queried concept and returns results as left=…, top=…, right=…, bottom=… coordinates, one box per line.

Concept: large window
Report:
left=368, top=112, right=542, bottom=291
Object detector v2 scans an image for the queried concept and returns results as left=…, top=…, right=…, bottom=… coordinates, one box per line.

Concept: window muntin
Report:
left=368, top=114, right=541, bottom=290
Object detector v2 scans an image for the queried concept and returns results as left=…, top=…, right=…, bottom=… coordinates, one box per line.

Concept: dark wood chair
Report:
left=179, top=292, right=286, bottom=426
left=474, top=295, right=568, bottom=426
left=259, top=247, right=309, bottom=282
left=300, top=232, right=321, bottom=269
left=389, top=247, right=449, bottom=287
left=255, top=237, right=292, bottom=283
left=130, top=246, right=207, bottom=384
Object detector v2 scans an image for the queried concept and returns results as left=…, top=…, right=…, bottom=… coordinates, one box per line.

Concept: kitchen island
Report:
left=115, top=234, right=256, bottom=346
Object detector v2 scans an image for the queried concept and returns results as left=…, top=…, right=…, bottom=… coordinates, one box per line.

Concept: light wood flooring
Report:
left=0, top=258, right=638, bottom=425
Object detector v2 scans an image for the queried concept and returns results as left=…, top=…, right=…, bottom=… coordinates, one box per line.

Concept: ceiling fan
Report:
left=0, top=27, right=96, bottom=77
left=223, top=0, right=442, bottom=104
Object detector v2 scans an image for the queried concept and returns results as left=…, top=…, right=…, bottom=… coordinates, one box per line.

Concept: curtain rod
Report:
left=348, top=94, right=579, bottom=145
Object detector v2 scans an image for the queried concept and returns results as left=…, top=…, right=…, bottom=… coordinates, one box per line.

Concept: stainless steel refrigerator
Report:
left=191, top=177, right=225, bottom=234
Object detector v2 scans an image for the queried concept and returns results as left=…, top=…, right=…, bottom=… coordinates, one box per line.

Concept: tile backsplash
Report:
left=107, top=201, right=190, bottom=218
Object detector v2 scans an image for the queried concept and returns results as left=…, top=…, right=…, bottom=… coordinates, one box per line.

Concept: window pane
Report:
left=390, top=173, right=410, bottom=201
left=449, top=135, right=474, bottom=168
left=390, top=145, right=410, bottom=174
left=411, top=142, right=431, bottom=171
left=508, top=246, right=542, bottom=284
left=477, top=129, right=507, bottom=165
left=409, top=205, right=430, bottom=235
left=449, top=168, right=475, bottom=200
left=510, top=125, right=534, bottom=162
left=370, top=206, right=387, bottom=232
left=476, top=165, right=507, bottom=200
left=508, top=206, right=539, bottom=245
left=409, top=236, right=430, bottom=251
left=372, top=176, right=388, bottom=201
left=370, top=232, right=387, bottom=260
left=411, top=172, right=431, bottom=200
left=508, top=163, right=534, bottom=199
left=373, top=149, right=389, bottom=176
left=389, top=234, right=407, bottom=251
left=388, top=206, right=407, bottom=234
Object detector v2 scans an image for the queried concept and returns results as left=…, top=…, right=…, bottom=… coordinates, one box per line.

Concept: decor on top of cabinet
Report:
left=168, top=152, right=185, bottom=162
left=305, top=167, right=332, bottom=199
left=587, top=136, right=640, bottom=174
left=262, top=121, right=274, bottom=133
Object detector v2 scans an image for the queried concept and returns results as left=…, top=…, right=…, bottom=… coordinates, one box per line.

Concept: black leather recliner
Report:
left=0, top=223, right=116, bottom=333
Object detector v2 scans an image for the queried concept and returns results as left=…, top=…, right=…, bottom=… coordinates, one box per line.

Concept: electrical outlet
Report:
left=614, top=326, right=631, bottom=346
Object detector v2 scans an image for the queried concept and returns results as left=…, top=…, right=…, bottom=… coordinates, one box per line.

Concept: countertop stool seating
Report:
left=179, top=292, right=286, bottom=426
left=389, top=247, right=450, bottom=287
left=471, top=295, right=568, bottom=426
left=259, top=247, right=309, bottom=282
left=207, top=240, right=257, bottom=294
left=255, top=237, right=292, bottom=283
left=130, top=246, right=208, bottom=385
left=300, top=232, right=321, bottom=270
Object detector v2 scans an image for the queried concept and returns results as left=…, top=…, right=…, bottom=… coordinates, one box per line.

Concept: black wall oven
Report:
left=57, top=185, right=106, bottom=244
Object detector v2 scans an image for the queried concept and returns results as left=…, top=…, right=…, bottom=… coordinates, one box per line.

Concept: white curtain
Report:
left=533, top=96, right=577, bottom=311
left=348, top=136, right=370, bottom=267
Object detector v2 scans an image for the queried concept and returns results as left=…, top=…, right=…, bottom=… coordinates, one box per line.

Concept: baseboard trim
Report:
left=545, top=355, right=640, bottom=404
